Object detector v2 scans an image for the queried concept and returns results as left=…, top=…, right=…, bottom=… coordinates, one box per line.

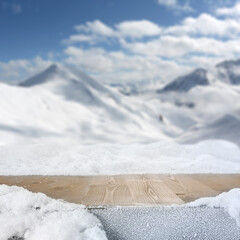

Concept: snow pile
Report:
left=0, top=185, right=107, bottom=240
left=0, top=140, right=239, bottom=175
left=188, top=188, right=240, bottom=226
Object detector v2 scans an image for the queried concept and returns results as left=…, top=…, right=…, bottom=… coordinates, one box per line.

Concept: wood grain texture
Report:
left=0, top=174, right=239, bottom=206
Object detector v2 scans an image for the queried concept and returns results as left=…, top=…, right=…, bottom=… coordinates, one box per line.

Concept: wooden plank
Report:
left=0, top=174, right=239, bottom=206
left=139, top=175, right=184, bottom=204
left=173, top=175, right=220, bottom=202
left=192, top=174, right=240, bottom=192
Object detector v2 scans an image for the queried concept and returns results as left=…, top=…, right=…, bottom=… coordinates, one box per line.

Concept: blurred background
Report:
left=0, top=0, right=240, bottom=147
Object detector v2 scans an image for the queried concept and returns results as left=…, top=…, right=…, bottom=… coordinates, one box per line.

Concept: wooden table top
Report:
left=1, top=174, right=240, bottom=206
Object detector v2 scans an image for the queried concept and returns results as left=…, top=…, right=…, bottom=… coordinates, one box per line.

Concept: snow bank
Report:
left=0, top=185, right=107, bottom=240
left=188, top=188, right=240, bottom=226
left=0, top=139, right=239, bottom=175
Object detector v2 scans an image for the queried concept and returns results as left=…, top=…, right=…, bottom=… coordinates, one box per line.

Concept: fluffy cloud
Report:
left=157, top=0, right=193, bottom=12
left=158, top=0, right=177, bottom=7
left=63, top=34, right=97, bottom=44
left=166, top=13, right=240, bottom=37
left=65, top=47, right=114, bottom=72
left=75, top=20, right=115, bottom=37
left=64, top=46, right=190, bottom=83
left=115, top=20, right=162, bottom=38
left=66, top=11, right=240, bottom=45
left=216, top=2, right=240, bottom=17
left=62, top=4, right=240, bottom=84
left=68, top=20, right=162, bottom=42
left=122, top=35, right=240, bottom=58
left=3, top=2, right=240, bottom=85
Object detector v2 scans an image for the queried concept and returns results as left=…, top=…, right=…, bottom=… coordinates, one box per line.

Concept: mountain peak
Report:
left=157, top=68, right=209, bottom=93
left=216, top=59, right=240, bottom=85
left=45, top=64, right=59, bottom=73
left=216, top=59, right=240, bottom=69
left=19, top=64, right=61, bottom=87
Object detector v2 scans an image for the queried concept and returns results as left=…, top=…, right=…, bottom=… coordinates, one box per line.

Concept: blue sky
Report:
left=1, top=0, right=240, bottom=83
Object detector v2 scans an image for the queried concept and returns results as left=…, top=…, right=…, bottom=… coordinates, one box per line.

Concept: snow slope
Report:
left=0, top=64, right=168, bottom=145
left=0, top=185, right=107, bottom=240
left=0, top=139, right=239, bottom=175
left=0, top=59, right=240, bottom=174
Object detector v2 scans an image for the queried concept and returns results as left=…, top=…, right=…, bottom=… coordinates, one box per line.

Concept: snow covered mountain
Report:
left=0, top=64, right=168, bottom=145
left=157, top=68, right=209, bottom=93
left=155, top=58, right=240, bottom=94
left=0, top=59, right=240, bottom=147
left=19, top=64, right=119, bottom=106
left=216, top=59, right=240, bottom=85
left=0, top=59, right=240, bottom=178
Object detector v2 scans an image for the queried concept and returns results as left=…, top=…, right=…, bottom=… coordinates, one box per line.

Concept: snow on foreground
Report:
left=0, top=140, right=240, bottom=175
left=0, top=185, right=107, bottom=240
left=0, top=186, right=240, bottom=240
left=188, top=188, right=240, bottom=226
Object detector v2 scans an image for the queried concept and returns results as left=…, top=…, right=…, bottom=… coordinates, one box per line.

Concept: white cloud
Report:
left=166, top=13, right=240, bottom=37
left=4, top=2, right=240, bottom=85
left=75, top=20, right=115, bottom=37
left=64, top=46, right=191, bottom=83
left=116, top=20, right=162, bottom=38
left=65, top=47, right=114, bottom=72
left=216, top=2, right=240, bottom=17
left=121, top=35, right=240, bottom=59
left=157, top=0, right=193, bottom=12
left=61, top=6, right=240, bottom=84
left=158, top=0, right=177, bottom=7
left=67, top=20, right=163, bottom=43
left=63, top=34, right=96, bottom=44
left=66, top=11, right=240, bottom=46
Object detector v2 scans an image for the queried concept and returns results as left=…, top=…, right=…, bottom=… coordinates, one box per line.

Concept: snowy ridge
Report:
left=19, top=64, right=60, bottom=87
left=157, top=68, right=209, bottom=93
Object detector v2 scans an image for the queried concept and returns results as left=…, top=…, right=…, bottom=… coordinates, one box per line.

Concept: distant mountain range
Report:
left=157, top=58, right=240, bottom=93
left=0, top=58, right=239, bottom=146
left=0, top=63, right=168, bottom=145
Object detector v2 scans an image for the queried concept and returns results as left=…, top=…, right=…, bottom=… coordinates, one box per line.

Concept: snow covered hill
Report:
left=0, top=59, right=240, bottom=147
left=157, top=68, right=209, bottom=93
left=0, top=59, right=240, bottom=175
left=0, top=64, right=168, bottom=145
